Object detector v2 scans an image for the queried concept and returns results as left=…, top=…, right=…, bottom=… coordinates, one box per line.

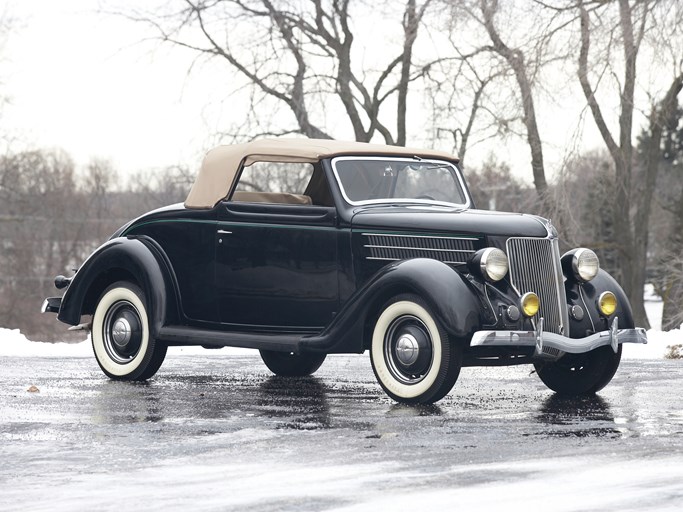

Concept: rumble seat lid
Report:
left=184, top=138, right=458, bottom=209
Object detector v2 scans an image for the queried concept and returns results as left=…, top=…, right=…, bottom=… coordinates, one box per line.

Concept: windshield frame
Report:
left=331, top=156, right=471, bottom=209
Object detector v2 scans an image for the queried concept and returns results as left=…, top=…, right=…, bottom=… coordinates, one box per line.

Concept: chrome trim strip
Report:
left=550, top=238, right=570, bottom=334
left=366, top=256, right=467, bottom=265
left=362, top=233, right=479, bottom=241
left=363, top=244, right=476, bottom=254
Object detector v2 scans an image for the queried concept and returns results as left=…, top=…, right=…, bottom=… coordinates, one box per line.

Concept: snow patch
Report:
left=644, top=286, right=663, bottom=331
left=625, top=326, right=682, bottom=360
left=0, top=328, right=92, bottom=357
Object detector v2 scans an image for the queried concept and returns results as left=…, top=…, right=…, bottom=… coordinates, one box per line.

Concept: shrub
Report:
left=665, top=344, right=683, bottom=359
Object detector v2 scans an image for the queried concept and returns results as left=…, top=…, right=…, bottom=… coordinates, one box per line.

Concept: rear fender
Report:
left=57, top=237, right=180, bottom=338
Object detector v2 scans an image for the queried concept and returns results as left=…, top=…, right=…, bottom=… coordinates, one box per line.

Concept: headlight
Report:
left=469, top=248, right=508, bottom=282
left=598, top=291, right=617, bottom=316
left=561, top=248, right=600, bottom=283
left=521, top=292, right=540, bottom=317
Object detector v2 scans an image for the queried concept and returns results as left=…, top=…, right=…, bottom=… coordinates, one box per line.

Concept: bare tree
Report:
left=0, top=148, right=197, bottom=339
left=425, top=26, right=511, bottom=166
left=549, top=150, right=618, bottom=260
left=0, top=150, right=86, bottom=338
left=432, top=0, right=573, bottom=197
left=576, top=0, right=683, bottom=327
left=465, top=155, right=533, bottom=211
left=650, top=100, right=683, bottom=329
left=478, top=0, right=549, bottom=196
left=123, top=0, right=438, bottom=145
left=0, top=4, right=15, bottom=117
left=130, top=164, right=195, bottom=210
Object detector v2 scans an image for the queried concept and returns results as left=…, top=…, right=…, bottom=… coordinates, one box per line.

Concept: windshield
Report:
left=332, top=157, right=469, bottom=207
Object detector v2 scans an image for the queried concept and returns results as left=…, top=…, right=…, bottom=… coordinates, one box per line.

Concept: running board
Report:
left=157, top=326, right=305, bottom=353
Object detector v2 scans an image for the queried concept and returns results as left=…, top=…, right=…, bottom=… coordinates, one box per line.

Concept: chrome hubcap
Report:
left=395, top=334, right=419, bottom=365
left=112, top=318, right=132, bottom=347
left=384, top=314, right=433, bottom=385
left=102, top=300, right=143, bottom=364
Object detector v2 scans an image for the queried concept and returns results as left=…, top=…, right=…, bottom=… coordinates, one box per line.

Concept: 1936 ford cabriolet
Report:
left=43, top=138, right=647, bottom=404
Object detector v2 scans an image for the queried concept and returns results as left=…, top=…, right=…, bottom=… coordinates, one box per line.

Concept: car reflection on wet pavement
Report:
left=1, top=353, right=682, bottom=511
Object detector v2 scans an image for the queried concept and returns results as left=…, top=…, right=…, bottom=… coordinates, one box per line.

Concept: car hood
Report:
left=349, top=206, right=550, bottom=238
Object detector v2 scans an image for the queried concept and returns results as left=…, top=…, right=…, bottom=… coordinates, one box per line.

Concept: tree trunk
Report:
left=661, top=185, right=683, bottom=330
left=480, top=0, right=547, bottom=197
left=577, top=0, right=651, bottom=327
left=638, top=73, right=683, bottom=329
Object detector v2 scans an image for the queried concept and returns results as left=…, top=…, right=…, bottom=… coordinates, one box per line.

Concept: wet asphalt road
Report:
left=1, top=352, right=682, bottom=511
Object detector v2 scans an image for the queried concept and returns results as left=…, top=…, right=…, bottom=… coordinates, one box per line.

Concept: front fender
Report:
left=299, top=258, right=482, bottom=354
left=565, top=268, right=635, bottom=337
left=57, top=236, right=180, bottom=338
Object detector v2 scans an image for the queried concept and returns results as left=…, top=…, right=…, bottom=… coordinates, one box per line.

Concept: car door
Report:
left=215, top=201, right=339, bottom=330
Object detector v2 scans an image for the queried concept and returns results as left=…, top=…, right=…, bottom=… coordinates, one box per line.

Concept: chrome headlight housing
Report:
left=469, top=247, right=509, bottom=282
left=561, top=248, right=600, bottom=283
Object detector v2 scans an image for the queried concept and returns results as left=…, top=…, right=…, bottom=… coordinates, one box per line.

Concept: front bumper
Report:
left=470, top=316, right=647, bottom=360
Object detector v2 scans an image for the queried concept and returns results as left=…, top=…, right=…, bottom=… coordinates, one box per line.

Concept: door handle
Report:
left=216, top=229, right=232, bottom=246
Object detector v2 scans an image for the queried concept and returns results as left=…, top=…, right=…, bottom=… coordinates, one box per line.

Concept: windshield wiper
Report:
left=424, top=163, right=452, bottom=170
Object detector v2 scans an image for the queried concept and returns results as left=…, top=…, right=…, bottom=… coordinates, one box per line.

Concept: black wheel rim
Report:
left=384, top=314, right=434, bottom=385
left=102, top=300, right=143, bottom=364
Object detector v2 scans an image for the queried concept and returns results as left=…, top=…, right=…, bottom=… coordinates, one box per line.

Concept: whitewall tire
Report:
left=91, top=282, right=166, bottom=380
left=370, top=294, right=461, bottom=404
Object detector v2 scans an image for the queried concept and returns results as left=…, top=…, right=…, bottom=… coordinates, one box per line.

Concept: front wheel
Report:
left=534, top=345, right=622, bottom=395
left=260, top=350, right=326, bottom=377
left=92, top=281, right=167, bottom=381
left=370, top=294, right=462, bottom=404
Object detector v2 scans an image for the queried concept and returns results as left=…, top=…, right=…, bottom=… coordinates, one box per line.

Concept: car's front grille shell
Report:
left=363, top=233, right=477, bottom=265
left=506, top=237, right=568, bottom=335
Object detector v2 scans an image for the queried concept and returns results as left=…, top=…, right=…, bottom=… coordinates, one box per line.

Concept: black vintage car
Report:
left=43, top=138, right=647, bottom=404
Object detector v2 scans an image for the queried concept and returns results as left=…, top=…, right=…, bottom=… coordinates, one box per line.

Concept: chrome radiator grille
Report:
left=506, top=237, right=568, bottom=335
left=363, top=233, right=477, bottom=265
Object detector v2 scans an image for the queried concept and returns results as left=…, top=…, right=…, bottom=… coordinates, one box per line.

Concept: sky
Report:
left=0, top=0, right=639, bottom=184
left=3, top=0, right=222, bottom=175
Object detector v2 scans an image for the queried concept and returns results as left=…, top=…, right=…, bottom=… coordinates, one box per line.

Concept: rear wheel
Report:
left=91, top=281, right=167, bottom=380
left=260, top=350, right=326, bottom=377
left=370, top=294, right=461, bottom=404
left=534, top=345, right=622, bottom=395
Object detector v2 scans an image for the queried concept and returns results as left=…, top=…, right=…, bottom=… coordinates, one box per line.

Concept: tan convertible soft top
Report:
left=184, top=138, right=458, bottom=209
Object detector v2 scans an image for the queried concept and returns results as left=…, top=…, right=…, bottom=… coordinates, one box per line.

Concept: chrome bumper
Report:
left=470, top=316, right=647, bottom=359
left=41, top=297, right=62, bottom=314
